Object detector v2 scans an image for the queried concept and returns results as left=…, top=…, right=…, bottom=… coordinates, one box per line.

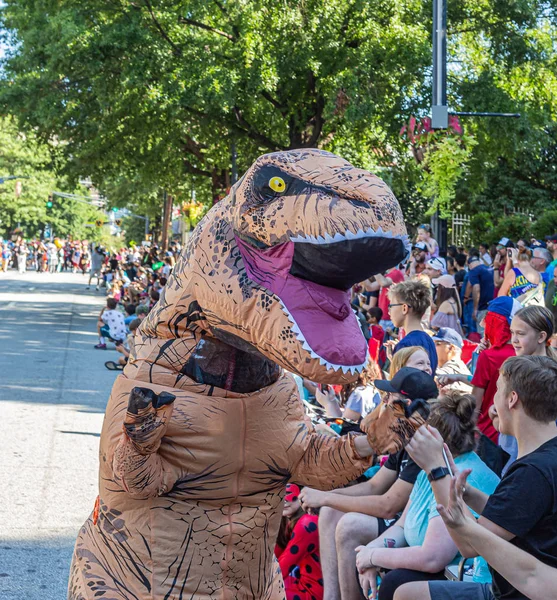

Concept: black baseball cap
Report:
left=375, top=367, right=439, bottom=400
left=545, top=233, right=557, bottom=243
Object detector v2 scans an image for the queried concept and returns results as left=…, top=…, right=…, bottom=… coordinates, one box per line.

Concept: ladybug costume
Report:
left=276, top=484, right=324, bottom=600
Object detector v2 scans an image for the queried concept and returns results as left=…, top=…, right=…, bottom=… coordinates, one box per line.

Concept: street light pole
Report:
left=429, top=0, right=520, bottom=253
left=432, top=0, right=448, bottom=130
left=430, top=0, right=448, bottom=253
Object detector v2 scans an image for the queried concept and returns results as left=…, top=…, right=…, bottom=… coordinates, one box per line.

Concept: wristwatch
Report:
left=427, top=467, right=451, bottom=482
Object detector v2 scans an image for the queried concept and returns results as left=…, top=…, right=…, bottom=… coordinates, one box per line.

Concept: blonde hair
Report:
left=389, top=345, right=424, bottom=379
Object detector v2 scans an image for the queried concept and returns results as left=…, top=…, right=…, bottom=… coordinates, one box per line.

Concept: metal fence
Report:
left=450, top=213, right=472, bottom=248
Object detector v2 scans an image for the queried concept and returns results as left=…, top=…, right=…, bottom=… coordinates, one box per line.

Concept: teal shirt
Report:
left=404, top=451, right=500, bottom=582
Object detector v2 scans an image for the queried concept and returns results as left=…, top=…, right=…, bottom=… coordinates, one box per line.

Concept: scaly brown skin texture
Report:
left=68, top=149, right=408, bottom=599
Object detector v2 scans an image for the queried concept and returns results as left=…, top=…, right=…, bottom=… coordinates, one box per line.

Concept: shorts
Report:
left=100, top=325, right=123, bottom=343
left=100, top=325, right=112, bottom=339
left=90, top=269, right=102, bottom=277
left=429, top=581, right=494, bottom=600
left=377, top=517, right=396, bottom=536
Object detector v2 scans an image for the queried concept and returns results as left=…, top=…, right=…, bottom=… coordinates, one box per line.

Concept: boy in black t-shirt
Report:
left=401, top=355, right=557, bottom=600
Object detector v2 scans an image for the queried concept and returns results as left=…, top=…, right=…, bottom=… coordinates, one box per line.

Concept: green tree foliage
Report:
left=1, top=0, right=556, bottom=221
left=0, top=116, right=105, bottom=239
left=532, top=210, right=557, bottom=240
left=469, top=212, right=496, bottom=246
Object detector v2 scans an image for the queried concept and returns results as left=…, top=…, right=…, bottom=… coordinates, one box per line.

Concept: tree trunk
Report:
left=160, top=191, right=173, bottom=251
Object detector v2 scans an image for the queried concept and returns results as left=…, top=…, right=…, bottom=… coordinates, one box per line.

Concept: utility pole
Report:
left=430, top=0, right=448, bottom=253
left=429, top=0, right=520, bottom=254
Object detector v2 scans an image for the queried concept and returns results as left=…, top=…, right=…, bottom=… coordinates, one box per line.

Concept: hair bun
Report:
left=439, top=390, right=477, bottom=429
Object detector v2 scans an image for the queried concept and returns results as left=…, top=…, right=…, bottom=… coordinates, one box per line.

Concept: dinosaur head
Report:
left=166, top=149, right=409, bottom=385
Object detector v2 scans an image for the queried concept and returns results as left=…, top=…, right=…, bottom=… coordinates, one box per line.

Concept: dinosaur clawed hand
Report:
left=127, top=387, right=176, bottom=415
left=124, top=387, right=176, bottom=453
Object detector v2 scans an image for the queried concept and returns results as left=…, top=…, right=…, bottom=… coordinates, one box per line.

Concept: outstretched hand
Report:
left=437, top=469, right=473, bottom=531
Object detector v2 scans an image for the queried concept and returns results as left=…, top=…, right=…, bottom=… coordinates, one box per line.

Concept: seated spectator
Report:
left=105, top=318, right=141, bottom=370
left=95, top=297, right=126, bottom=349
left=276, top=484, right=323, bottom=600
left=355, top=391, right=500, bottom=600
left=496, top=305, right=557, bottom=471
left=314, top=362, right=381, bottom=421
left=149, top=288, right=160, bottom=308
left=388, top=280, right=438, bottom=375
left=430, top=274, right=463, bottom=336
left=433, top=473, right=557, bottom=600
left=438, top=297, right=520, bottom=443
left=389, top=346, right=432, bottom=378
left=123, top=303, right=137, bottom=328
left=400, top=355, right=557, bottom=600
left=300, top=368, right=438, bottom=600
left=433, top=328, right=472, bottom=393
left=342, top=361, right=382, bottom=421
left=135, top=304, right=150, bottom=320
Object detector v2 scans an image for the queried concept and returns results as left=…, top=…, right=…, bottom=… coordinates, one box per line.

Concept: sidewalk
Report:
left=0, top=272, right=118, bottom=599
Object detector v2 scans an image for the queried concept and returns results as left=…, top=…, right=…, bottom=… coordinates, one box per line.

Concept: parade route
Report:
left=0, top=272, right=117, bottom=599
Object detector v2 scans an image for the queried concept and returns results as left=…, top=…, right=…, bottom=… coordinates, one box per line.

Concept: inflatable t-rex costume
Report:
left=68, top=149, right=409, bottom=599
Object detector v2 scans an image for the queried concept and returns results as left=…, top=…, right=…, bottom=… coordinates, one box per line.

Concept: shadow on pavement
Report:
left=0, top=532, right=77, bottom=600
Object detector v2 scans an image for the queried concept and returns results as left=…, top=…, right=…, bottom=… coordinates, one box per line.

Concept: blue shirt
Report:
left=404, top=452, right=500, bottom=582
left=468, top=264, right=495, bottom=311
left=394, top=330, right=438, bottom=376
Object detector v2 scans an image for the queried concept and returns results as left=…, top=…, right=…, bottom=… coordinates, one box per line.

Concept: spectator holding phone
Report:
left=400, top=355, right=557, bottom=600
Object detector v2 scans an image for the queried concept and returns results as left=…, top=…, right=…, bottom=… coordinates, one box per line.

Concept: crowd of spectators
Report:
left=88, top=241, right=182, bottom=371
left=4, top=223, right=557, bottom=600
left=279, top=224, right=557, bottom=600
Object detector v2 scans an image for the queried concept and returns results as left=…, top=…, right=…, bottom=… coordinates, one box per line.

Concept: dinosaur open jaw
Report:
left=289, top=228, right=410, bottom=290
left=278, top=298, right=367, bottom=374
left=235, top=230, right=409, bottom=374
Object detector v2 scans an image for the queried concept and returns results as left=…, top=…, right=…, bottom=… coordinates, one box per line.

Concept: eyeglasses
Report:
left=388, top=303, right=404, bottom=309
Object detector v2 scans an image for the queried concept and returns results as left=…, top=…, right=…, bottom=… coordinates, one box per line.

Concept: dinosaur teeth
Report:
left=278, top=300, right=368, bottom=374
left=288, top=228, right=412, bottom=258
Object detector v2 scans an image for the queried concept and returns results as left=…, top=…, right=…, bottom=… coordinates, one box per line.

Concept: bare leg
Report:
left=394, top=581, right=431, bottom=600
left=319, top=507, right=345, bottom=600
left=336, top=512, right=380, bottom=600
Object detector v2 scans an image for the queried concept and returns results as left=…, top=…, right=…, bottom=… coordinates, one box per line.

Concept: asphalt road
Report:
left=0, top=271, right=119, bottom=599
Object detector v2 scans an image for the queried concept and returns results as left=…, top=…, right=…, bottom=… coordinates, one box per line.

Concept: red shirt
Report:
left=378, top=269, right=405, bottom=320
left=471, top=344, right=515, bottom=442
left=368, top=324, right=386, bottom=364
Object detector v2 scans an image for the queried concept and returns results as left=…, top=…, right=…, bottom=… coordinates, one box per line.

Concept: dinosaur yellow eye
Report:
left=268, top=176, right=286, bottom=193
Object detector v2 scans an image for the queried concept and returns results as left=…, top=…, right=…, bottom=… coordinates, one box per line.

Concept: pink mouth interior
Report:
left=236, top=237, right=368, bottom=367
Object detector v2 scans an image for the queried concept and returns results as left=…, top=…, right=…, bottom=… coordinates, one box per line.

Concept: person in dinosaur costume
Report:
left=68, top=148, right=411, bottom=600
